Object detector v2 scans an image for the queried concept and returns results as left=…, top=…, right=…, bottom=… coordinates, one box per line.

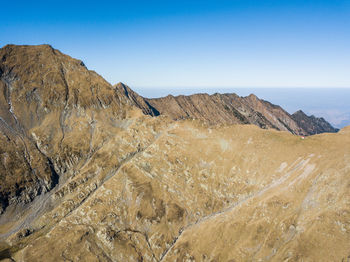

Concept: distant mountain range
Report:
left=116, top=82, right=338, bottom=136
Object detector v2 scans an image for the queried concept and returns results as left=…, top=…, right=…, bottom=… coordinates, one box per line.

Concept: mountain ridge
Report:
left=0, top=45, right=349, bottom=261
left=292, top=109, right=339, bottom=134
left=115, top=82, right=338, bottom=136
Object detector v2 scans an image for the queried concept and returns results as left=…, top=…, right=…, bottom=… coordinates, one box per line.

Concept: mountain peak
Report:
left=0, top=44, right=133, bottom=215
left=293, top=109, right=307, bottom=116
left=248, top=93, right=258, bottom=98
left=292, top=110, right=338, bottom=134
left=114, top=82, right=127, bottom=88
left=1, top=43, right=53, bottom=50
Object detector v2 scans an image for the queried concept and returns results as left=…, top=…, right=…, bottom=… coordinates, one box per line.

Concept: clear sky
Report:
left=1, top=0, right=350, bottom=88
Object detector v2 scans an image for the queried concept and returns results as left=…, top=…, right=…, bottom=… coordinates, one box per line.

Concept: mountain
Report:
left=0, top=45, right=349, bottom=262
left=116, top=83, right=338, bottom=136
left=292, top=110, right=339, bottom=134
left=0, top=44, right=132, bottom=216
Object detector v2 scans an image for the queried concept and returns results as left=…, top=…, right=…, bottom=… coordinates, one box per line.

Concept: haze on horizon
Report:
left=1, top=0, right=350, bottom=88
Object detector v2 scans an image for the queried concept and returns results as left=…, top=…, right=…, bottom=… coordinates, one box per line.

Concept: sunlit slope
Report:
left=9, top=122, right=350, bottom=261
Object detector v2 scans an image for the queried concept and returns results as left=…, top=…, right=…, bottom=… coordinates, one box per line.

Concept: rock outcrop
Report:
left=0, top=45, right=349, bottom=262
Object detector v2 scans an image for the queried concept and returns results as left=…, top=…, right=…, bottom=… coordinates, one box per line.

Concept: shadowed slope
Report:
left=292, top=110, right=339, bottom=134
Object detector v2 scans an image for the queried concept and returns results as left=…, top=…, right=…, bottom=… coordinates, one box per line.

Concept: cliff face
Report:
left=292, top=110, right=339, bottom=134
left=0, top=45, right=349, bottom=262
left=116, top=83, right=337, bottom=136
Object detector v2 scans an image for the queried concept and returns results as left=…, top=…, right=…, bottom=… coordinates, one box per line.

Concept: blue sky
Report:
left=1, top=0, right=350, bottom=88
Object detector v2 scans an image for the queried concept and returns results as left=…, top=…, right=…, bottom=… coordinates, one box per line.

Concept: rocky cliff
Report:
left=0, top=45, right=349, bottom=262
left=292, top=110, right=339, bottom=134
left=116, top=83, right=338, bottom=136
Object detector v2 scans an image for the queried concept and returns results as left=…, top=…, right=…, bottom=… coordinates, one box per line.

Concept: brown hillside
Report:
left=0, top=45, right=348, bottom=262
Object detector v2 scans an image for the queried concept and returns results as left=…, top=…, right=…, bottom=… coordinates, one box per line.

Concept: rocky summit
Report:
left=0, top=45, right=349, bottom=262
